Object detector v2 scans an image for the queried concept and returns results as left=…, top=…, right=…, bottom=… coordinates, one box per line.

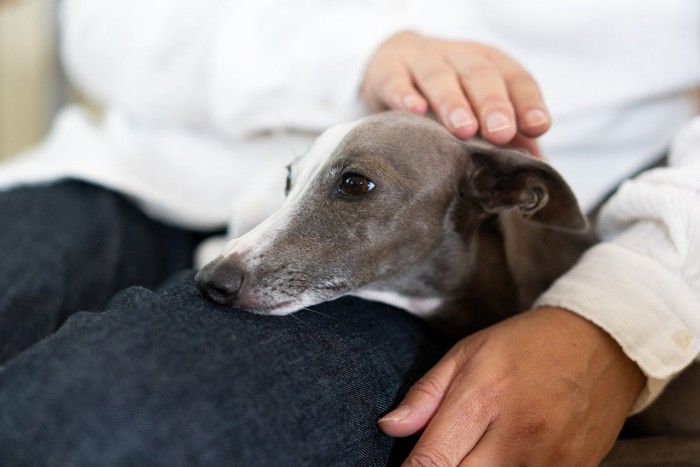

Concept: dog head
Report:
left=195, top=111, right=586, bottom=317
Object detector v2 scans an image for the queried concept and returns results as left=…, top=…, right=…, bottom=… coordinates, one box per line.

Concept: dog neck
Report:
left=428, top=212, right=522, bottom=334
left=350, top=212, right=515, bottom=334
left=354, top=209, right=592, bottom=335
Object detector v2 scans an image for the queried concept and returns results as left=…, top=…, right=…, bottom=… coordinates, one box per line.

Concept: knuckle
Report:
left=505, top=69, right=536, bottom=87
left=473, top=93, right=511, bottom=111
left=548, top=440, right=580, bottom=465
left=509, top=405, right=554, bottom=444
left=382, top=77, right=411, bottom=98
left=506, top=77, right=544, bottom=104
left=375, top=74, right=402, bottom=95
left=409, top=376, right=446, bottom=401
left=368, top=74, right=408, bottom=108
left=466, top=387, right=500, bottom=422
left=483, top=46, right=518, bottom=67
left=406, top=447, right=453, bottom=467
left=456, top=61, right=494, bottom=80
left=518, top=414, right=549, bottom=440
left=418, top=65, right=454, bottom=84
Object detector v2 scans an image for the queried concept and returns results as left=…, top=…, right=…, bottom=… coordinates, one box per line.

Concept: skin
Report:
left=360, top=31, right=550, bottom=157
left=362, top=32, right=645, bottom=465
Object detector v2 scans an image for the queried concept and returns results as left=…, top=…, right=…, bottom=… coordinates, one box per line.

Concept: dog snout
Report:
left=195, top=257, right=244, bottom=305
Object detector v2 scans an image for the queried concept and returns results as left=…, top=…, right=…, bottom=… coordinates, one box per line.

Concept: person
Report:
left=0, top=0, right=698, bottom=465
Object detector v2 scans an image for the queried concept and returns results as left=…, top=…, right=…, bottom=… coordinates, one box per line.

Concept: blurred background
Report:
left=0, top=0, right=66, bottom=161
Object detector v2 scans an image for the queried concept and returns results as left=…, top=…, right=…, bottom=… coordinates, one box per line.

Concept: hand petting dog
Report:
left=360, top=31, right=550, bottom=158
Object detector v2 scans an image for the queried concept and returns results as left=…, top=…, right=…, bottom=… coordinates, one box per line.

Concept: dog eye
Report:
left=338, top=173, right=375, bottom=196
left=285, top=165, right=292, bottom=196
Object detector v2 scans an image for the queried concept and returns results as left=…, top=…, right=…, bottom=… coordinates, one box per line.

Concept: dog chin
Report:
left=238, top=299, right=306, bottom=316
left=240, top=291, right=338, bottom=316
left=236, top=300, right=294, bottom=316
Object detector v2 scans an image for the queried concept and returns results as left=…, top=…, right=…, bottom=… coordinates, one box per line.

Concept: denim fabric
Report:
left=0, top=181, right=204, bottom=364
left=0, top=181, right=451, bottom=466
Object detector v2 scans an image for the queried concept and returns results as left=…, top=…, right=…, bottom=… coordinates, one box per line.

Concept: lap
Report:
left=0, top=271, right=451, bottom=466
left=0, top=180, right=204, bottom=362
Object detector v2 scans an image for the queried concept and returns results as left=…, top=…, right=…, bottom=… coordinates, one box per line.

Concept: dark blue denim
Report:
left=0, top=181, right=450, bottom=466
left=0, top=181, right=203, bottom=364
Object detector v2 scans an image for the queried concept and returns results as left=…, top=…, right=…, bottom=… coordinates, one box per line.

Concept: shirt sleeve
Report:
left=60, top=0, right=413, bottom=139
left=535, top=116, right=700, bottom=413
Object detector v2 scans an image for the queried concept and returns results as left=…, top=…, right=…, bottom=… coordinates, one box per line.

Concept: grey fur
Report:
left=196, top=111, right=594, bottom=334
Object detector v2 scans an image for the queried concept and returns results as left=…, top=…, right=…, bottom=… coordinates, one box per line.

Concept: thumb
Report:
left=378, top=351, right=461, bottom=437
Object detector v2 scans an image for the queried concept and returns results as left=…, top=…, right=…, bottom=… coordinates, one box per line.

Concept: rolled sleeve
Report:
left=535, top=241, right=700, bottom=412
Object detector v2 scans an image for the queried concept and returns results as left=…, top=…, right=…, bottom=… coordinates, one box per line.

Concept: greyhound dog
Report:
left=195, top=111, right=594, bottom=334
left=196, top=111, right=700, bottom=459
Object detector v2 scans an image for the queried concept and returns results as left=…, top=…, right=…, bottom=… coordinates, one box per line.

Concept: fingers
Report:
left=361, top=33, right=551, bottom=147
left=409, top=57, right=479, bottom=139
left=384, top=79, right=429, bottom=115
left=403, top=381, right=493, bottom=467
left=447, top=54, right=516, bottom=144
left=377, top=348, right=461, bottom=437
left=444, top=46, right=550, bottom=144
left=366, top=70, right=429, bottom=114
left=459, top=427, right=515, bottom=467
left=378, top=342, right=497, bottom=467
left=492, top=53, right=551, bottom=138
left=505, top=133, right=543, bottom=159
left=383, top=343, right=506, bottom=467
left=360, top=37, right=429, bottom=115
left=402, top=308, right=644, bottom=466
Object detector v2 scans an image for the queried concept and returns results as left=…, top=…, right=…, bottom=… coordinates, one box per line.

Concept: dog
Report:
left=196, top=111, right=700, bottom=458
left=195, top=111, right=595, bottom=334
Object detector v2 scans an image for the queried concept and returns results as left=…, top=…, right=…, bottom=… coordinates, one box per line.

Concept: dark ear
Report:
left=463, top=141, right=588, bottom=231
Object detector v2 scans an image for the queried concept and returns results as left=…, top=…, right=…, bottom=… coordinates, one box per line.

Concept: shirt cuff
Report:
left=534, top=242, right=700, bottom=413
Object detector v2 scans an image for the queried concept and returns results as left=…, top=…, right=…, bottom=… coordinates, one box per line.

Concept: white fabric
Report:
left=0, top=107, right=312, bottom=229
left=0, top=0, right=698, bottom=230
left=0, top=0, right=699, bottom=411
left=536, top=117, right=700, bottom=411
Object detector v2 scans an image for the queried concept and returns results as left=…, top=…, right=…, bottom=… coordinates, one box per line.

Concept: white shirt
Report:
left=0, top=0, right=698, bottom=409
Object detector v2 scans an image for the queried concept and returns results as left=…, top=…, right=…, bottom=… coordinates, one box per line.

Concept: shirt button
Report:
left=672, top=330, right=692, bottom=350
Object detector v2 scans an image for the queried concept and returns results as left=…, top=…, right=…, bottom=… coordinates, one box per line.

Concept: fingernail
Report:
left=403, top=95, right=421, bottom=111
left=449, top=108, right=474, bottom=130
left=524, top=108, right=549, bottom=127
left=378, top=405, right=412, bottom=424
left=486, top=111, right=512, bottom=133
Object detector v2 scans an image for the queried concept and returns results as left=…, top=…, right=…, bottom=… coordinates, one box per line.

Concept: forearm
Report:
left=536, top=116, right=700, bottom=411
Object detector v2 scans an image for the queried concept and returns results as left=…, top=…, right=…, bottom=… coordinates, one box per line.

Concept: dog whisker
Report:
left=286, top=312, right=309, bottom=326
left=298, top=306, right=337, bottom=321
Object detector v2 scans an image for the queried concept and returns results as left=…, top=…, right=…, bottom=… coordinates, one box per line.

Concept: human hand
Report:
left=379, top=307, right=645, bottom=466
left=360, top=31, right=549, bottom=157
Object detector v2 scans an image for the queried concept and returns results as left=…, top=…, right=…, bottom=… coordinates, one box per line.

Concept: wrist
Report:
left=532, top=306, right=645, bottom=413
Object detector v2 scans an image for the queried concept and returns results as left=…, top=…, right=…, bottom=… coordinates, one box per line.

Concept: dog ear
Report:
left=463, top=141, right=588, bottom=231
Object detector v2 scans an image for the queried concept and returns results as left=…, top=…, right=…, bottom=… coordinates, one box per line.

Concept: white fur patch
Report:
left=220, top=118, right=364, bottom=265
left=285, top=118, right=364, bottom=204
left=352, top=289, right=442, bottom=318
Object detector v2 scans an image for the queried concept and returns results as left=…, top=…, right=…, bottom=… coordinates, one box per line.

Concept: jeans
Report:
left=0, top=181, right=450, bottom=466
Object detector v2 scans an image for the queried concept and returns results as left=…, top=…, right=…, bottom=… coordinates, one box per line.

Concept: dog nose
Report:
left=195, top=258, right=244, bottom=305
